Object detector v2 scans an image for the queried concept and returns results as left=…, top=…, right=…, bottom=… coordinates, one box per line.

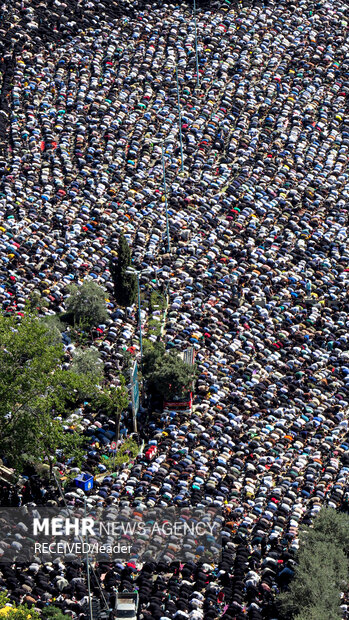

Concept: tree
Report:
left=71, top=347, right=104, bottom=382
left=120, top=348, right=133, bottom=382
left=143, top=342, right=196, bottom=401
left=28, top=290, right=49, bottom=313
left=143, top=340, right=166, bottom=377
left=41, top=313, right=65, bottom=333
left=0, top=313, right=99, bottom=473
left=41, top=607, right=67, bottom=620
left=65, top=280, right=109, bottom=328
left=94, top=376, right=129, bottom=445
left=277, top=508, right=349, bottom=620
left=40, top=314, right=64, bottom=346
left=4, top=404, right=85, bottom=477
left=110, top=234, right=137, bottom=306
left=0, top=591, right=40, bottom=618
left=36, top=414, right=85, bottom=478
left=304, top=507, right=349, bottom=555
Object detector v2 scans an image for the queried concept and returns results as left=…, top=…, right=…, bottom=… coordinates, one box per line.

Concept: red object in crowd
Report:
left=145, top=446, right=157, bottom=461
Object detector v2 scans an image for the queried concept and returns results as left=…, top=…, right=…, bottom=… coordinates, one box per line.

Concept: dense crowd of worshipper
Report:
left=1, top=0, right=349, bottom=617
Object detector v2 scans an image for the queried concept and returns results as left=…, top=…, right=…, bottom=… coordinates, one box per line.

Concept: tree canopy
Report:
left=70, top=346, right=104, bottom=382
left=110, top=234, right=137, bottom=307
left=277, top=508, right=349, bottom=620
left=143, top=340, right=166, bottom=376
left=0, top=312, right=100, bottom=473
left=94, top=376, right=129, bottom=444
left=65, top=280, right=109, bottom=328
left=143, top=341, right=196, bottom=401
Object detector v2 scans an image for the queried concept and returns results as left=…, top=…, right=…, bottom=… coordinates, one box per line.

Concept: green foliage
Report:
left=70, top=347, right=104, bottom=382
left=0, top=313, right=99, bottom=473
left=40, top=314, right=64, bottom=346
left=62, top=470, right=79, bottom=489
left=306, top=507, right=349, bottom=555
left=110, top=234, right=137, bottom=307
left=41, top=607, right=67, bottom=620
left=65, top=281, right=109, bottom=328
left=0, top=591, right=40, bottom=618
left=294, top=609, right=336, bottom=620
left=277, top=508, right=349, bottom=620
left=149, top=291, right=167, bottom=312
left=143, top=342, right=196, bottom=401
left=41, top=313, right=65, bottom=332
left=120, top=348, right=133, bottom=381
left=147, top=318, right=162, bottom=337
left=68, top=326, right=90, bottom=347
left=143, top=340, right=166, bottom=376
left=94, top=376, right=129, bottom=444
left=95, top=376, right=129, bottom=417
left=113, top=437, right=139, bottom=468
left=278, top=542, right=346, bottom=620
left=0, top=591, right=10, bottom=608
left=153, top=354, right=196, bottom=400
left=37, top=415, right=85, bottom=475
left=28, top=290, right=49, bottom=312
